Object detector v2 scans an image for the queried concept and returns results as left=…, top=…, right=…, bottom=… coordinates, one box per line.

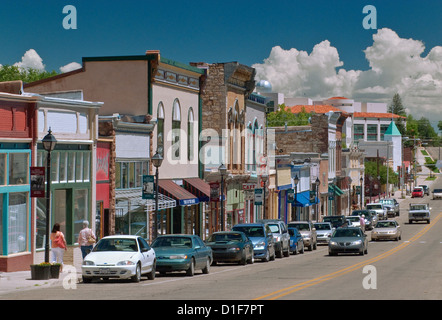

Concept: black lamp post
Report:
left=315, top=177, right=320, bottom=221
left=42, top=128, right=57, bottom=263
left=152, top=151, right=163, bottom=240
left=219, top=164, right=227, bottom=231
left=261, top=173, right=268, bottom=219
left=293, top=175, right=299, bottom=221
left=360, top=176, right=364, bottom=209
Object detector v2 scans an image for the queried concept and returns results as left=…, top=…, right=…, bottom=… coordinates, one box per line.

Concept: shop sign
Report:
left=142, top=175, right=155, bottom=199
left=30, top=167, right=45, bottom=198
left=254, top=188, right=263, bottom=205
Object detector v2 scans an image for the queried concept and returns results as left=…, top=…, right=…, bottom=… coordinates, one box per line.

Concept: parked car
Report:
left=366, top=203, right=387, bottom=220
left=379, top=198, right=400, bottom=217
left=314, top=222, right=334, bottom=245
left=232, top=223, right=276, bottom=262
left=257, top=219, right=290, bottom=258
left=433, top=188, right=442, bottom=200
left=287, top=221, right=317, bottom=251
left=288, top=227, right=304, bottom=255
left=205, top=231, right=254, bottom=265
left=419, top=185, right=430, bottom=196
left=371, top=220, right=402, bottom=241
left=351, top=209, right=377, bottom=230
left=322, top=215, right=347, bottom=229
left=151, top=234, right=212, bottom=276
left=82, top=235, right=156, bottom=283
left=408, top=203, right=431, bottom=224
left=412, top=187, right=424, bottom=198
left=328, top=227, right=368, bottom=256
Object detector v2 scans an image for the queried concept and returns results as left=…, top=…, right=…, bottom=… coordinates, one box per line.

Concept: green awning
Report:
left=329, top=184, right=344, bottom=196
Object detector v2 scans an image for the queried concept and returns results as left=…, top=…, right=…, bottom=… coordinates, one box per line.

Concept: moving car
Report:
left=82, top=235, right=156, bottom=283
left=371, top=220, right=402, bottom=241
left=205, top=231, right=254, bottom=265
left=232, top=223, right=276, bottom=262
left=328, top=227, right=368, bottom=256
left=322, top=215, right=347, bottom=229
left=419, top=185, right=430, bottom=196
left=152, top=234, right=212, bottom=276
left=346, top=216, right=363, bottom=231
left=257, top=219, right=290, bottom=258
left=412, top=187, right=424, bottom=198
left=314, top=222, right=334, bottom=244
left=408, top=203, right=431, bottom=224
left=366, top=203, right=387, bottom=220
left=379, top=198, right=400, bottom=217
left=288, top=227, right=304, bottom=254
left=433, top=188, right=442, bottom=200
left=287, top=221, right=317, bottom=251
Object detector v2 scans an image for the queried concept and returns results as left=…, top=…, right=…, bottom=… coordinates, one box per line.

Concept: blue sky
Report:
left=1, top=0, right=442, bottom=124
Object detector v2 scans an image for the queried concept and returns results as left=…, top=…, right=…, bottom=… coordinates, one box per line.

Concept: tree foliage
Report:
left=364, top=160, right=398, bottom=185
left=267, top=104, right=310, bottom=127
left=0, top=65, right=58, bottom=83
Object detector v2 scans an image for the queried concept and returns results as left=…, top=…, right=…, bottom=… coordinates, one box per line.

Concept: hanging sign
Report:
left=30, top=167, right=45, bottom=198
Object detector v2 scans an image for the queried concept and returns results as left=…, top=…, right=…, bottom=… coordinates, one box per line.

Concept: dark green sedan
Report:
left=151, top=234, right=213, bottom=276
left=205, top=231, right=254, bottom=265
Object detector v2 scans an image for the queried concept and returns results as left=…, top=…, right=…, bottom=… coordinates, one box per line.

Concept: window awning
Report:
left=329, top=184, right=344, bottom=196
left=115, top=189, right=176, bottom=215
left=158, top=179, right=200, bottom=206
left=293, top=190, right=318, bottom=207
left=183, top=178, right=210, bottom=202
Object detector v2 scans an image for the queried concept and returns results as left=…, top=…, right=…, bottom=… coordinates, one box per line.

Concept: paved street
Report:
left=2, top=175, right=442, bottom=301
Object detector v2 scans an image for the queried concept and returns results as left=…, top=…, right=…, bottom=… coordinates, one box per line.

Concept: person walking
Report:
left=78, top=220, right=96, bottom=259
left=50, top=223, right=67, bottom=272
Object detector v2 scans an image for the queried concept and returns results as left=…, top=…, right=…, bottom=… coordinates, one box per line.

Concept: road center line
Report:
left=255, top=212, right=442, bottom=300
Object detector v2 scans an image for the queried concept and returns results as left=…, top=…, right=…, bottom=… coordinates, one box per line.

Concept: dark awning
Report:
left=158, top=180, right=199, bottom=206
left=183, top=178, right=210, bottom=202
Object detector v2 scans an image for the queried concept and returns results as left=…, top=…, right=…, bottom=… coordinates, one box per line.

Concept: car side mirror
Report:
left=194, top=245, right=201, bottom=250
left=141, top=248, right=149, bottom=252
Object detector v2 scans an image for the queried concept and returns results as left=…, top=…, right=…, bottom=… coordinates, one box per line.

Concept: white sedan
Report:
left=82, top=235, right=156, bottom=283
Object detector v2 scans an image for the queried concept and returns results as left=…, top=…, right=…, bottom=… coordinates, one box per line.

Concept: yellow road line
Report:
left=255, top=213, right=442, bottom=300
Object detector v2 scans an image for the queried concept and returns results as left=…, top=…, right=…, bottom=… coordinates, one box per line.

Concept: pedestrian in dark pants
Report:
left=78, top=220, right=96, bottom=259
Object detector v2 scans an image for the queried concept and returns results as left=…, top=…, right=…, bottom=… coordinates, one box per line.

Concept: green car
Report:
left=152, top=234, right=213, bottom=276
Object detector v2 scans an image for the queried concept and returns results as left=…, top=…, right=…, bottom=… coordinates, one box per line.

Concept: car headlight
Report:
left=228, top=247, right=240, bottom=252
left=329, top=241, right=337, bottom=246
left=117, top=260, right=136, bottom=266
left=351, top=240, right=362, bottom=245
left=169, top=255, right=188, bottom=260
left=82, top=260, right=95, bottom=266
left=254, top=241, right=265, bottom=250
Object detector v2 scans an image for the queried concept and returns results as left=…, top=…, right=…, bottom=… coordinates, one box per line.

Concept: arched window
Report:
left=157, top=102, right=165, bottom=156
left=172, top=99, right=181, bottom=160
left=188, top=108, right=194, bottom=161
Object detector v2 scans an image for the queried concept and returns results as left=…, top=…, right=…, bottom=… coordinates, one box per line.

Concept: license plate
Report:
left=99, top=268, right=110, bottom=274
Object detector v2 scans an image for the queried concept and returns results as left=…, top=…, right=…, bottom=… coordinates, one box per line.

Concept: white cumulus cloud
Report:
left=60, top=62, right=82, bottom=73
left=14, top=49, right=46, bottom=71
left=253, top=28, right=442, bottom=123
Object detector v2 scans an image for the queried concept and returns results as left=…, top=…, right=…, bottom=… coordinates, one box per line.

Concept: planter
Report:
left=30, top=264, right=51, bottom=280
left=50, top=264, right=61, bottom=279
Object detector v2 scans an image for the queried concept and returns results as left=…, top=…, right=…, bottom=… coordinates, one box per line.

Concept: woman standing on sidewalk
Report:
left=50, top=223, right=67, bottom=271
left=78, top=220, right=96, bottom=259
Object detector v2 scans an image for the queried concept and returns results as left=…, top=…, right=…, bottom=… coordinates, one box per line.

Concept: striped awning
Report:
left=158, top=179, right=199, bottom=206
left=183, top=178, right=210, bottom=202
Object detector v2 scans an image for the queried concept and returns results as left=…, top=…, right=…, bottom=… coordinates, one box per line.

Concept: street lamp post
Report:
left=293, top=175, right=299, bottom=221
left=315, top=177, right=320, bottom=222
left=360, top=176, right=364, bottom=209
left=42, top=128, right=57, bottom=263
left=152, top=151, right=163, bottom=240
left=261, top=173, right=268, bottom=219
left=219, top=164, right=227, bottom=231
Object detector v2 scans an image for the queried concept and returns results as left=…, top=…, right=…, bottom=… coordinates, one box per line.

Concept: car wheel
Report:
left=147, top=260, right=156, bottom=280
left=263, top=249, right=270, bottom=262
left=186, top=258, right=195, bottom=276
left=82, top=276, right=92, bottom=283
left=202, top=258, right=210, bottom=274
left=300, top=243, right=305, bottom=254
left=132, top=263, right=142, bottom=282
left=247, top=250, right=254, bottom=264
left=239, top=252, right=247, bottom=265
left=284, top=243, right=290, bottom=257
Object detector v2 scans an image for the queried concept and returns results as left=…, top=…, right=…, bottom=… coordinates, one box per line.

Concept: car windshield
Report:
left=380, top=200, right=393, bottom=205
left=413, top=188, right=422, bottom=192
left=434, top=189, right=442, bottom=193
left=410, top=205, right=427, bottom=211
left=352, top=211, right=370, bottom=217
left=347, top=217, right=360, bottom=222
left=233, top=226, right=265, bottom=237
left=367, top=205, right=382, bottom=209
left=289, top=223, right=309, bottom=231
left=152, top=236, right=193, bottom=248
left=333, top=229, right=362, bottom=238
left=375, top=221, right=397, bottom=228
left=324, top=217, right=343, bottom=223
left=207, top=233, right=243, bottom=243
left=93, top=238, right=138, bottom=252
left=288, top=229, right=299, bottom=236
left=267, top=224, right=281, bottom=233
left=314, top=223, right=331, bottom=230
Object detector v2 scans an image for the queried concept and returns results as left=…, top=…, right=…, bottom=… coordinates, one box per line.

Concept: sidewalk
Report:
left=0, top=265, right=82, bottom=296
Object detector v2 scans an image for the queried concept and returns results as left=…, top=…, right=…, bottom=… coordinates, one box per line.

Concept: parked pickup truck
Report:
left=380, top=198, right=400, bottom=217
left=408, top=203, right=431, bottom=224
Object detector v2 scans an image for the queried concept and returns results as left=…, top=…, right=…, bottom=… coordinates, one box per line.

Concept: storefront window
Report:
left=36, top=197, right=46, bottom=250
left=116, top=161, right=149, bottom=190
left=73, top=189, right=89, bottom=240
left=0, top=154, right=6, bottom=185
left=76, top=153, right=83, bottom=182
left=115, top=199, right=147, bottom=238
left=9, top=153, right=29, bottom=185
left=0, top=194, right=3, bottom=255
left=8, top=192, right=28, bottom=254
left=68, top=152, right=75, bottom=182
